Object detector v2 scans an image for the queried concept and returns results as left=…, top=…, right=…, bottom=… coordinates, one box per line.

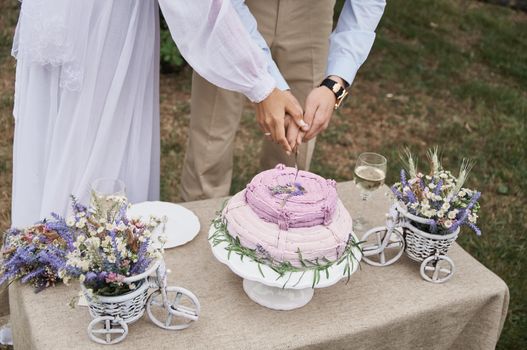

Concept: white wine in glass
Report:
left=353, top=152, right=387, bottom=230
left=354, top=165, right=386, bottom=198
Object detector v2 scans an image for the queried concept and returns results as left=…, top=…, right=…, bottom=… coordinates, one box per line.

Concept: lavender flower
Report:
left=130, top=236, right=151, bottom=275
left=269, top=183, right=306, bottom=197
left=434, top=179, right=443, bottom=196
left=0, top=223, right=73, bottom=291
left=109, top=230, right=121, bottom=267
left=428, top=219, right=438, bottom=234
left=465, top=222, right=482, bottom=236
left=255, top=244, right=272, bottom=261
left=70, top=195, right=87, bottom=214
left=405, top=188, right=417, bottom=203
left=391, top=185, right=403, bottom=201
left=400, top=169, right=408, bottom=188
left=448, top=191, right=481, bottom=233
left=20, top=267, right=46, bottom=284
left=85, top=272, right=97, bottom=282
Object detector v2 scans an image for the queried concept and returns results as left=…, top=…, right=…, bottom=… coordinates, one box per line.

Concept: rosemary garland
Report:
left=209, top=213, right=362, bottom=288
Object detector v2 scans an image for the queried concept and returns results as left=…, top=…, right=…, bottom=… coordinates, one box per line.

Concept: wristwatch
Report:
left=320, top=78, right=349, bottom=110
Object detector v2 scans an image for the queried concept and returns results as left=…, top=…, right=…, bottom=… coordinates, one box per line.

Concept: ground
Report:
left=0, top=0, right=525, bottom=348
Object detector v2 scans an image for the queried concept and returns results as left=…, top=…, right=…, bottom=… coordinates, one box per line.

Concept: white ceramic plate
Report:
left=208, top=225, right=362, bottom=290
left=128, top=201, right=200, bottom=249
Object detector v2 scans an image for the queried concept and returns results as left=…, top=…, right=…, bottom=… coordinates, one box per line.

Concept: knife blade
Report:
left=293, top=148, right=299, bottom=183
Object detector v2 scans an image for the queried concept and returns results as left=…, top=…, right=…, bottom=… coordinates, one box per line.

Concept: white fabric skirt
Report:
left=11, top=0, right=160, bottom=227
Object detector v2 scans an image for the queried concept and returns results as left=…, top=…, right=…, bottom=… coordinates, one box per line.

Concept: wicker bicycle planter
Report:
left=395, top=202, right=460, bottom=262
left=362, top=202, right=460, bottom=283
left=403, top=222, right=459, bottom=262
left=81, top=278, right=150, bottom=324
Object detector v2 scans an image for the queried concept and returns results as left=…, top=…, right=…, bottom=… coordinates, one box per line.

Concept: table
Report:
left=9, top=182, right=509, bottom=350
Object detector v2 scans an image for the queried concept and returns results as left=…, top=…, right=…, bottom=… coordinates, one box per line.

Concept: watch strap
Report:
left=320, top=78, right=349, bottom=109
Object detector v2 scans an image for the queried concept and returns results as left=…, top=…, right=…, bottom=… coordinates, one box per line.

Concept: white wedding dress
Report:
left=11, top=0, right=275, bottom=227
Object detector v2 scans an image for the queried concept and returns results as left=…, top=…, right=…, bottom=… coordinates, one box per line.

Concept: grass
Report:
left=0, top=0, right=525, bottom=348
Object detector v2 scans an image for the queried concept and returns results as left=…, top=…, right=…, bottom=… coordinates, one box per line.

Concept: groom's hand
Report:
left=303, top=76, right=344, bottom=141
left=257, top=89, right=307, bottom=154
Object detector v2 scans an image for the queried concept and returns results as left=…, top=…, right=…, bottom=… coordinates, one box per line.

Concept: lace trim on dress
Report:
left=12, top=0, right=86, bottom=91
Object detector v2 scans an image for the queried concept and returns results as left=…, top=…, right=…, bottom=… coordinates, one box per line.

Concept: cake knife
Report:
left=293, top=148, right=299, bottom=183
left=281, top=149, right=300, bottom=208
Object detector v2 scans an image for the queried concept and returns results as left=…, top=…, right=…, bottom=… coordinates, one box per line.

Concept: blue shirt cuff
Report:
left=325, top=56, right=360, bottom=87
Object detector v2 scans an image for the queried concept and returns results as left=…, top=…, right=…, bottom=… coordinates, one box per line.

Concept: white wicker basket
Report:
left=395, top=202, right=459, bottom=262
left=81, top=279, right=150, bottom=324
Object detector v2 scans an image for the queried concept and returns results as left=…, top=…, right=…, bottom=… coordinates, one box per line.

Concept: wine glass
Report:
left=90, top=178, right=127, bottom=221
left=353, top=152, right=387, bottom=230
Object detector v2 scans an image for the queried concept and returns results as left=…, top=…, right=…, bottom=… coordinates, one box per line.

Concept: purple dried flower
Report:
left=400, top=169, right=408, bottom=187
left=428, top=219, right=438, bottom=234
left=70, top=195, right=87, bottom=214
left=434, top=179, right=443, bottom=196
left=269, top=183, right=306, bottom=197
left=448, top=191, right=481, bottom=234
left=405, top=188, right=417, bottom=203
left=114, top=204, right=129, bottom=226
left=391, top=185, right=403, bottom=201
left=130, top=236, right=151, bottom=275
left=85, top=272, right=97, bottom=281
left=109, top=231, right=121, bottom=266
left=255, top=244, right=272, bottom=261
left=466, top=222, right=482, bottom=236
left=20, top=267, right=46, bottom=284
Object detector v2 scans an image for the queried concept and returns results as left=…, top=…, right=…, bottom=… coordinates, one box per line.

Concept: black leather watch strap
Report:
left=320, top=78, right=349, bottom=109
left=320, top=78, right=346, bottom=100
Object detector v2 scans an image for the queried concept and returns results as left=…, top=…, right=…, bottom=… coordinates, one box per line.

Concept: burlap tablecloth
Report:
left=9, top=182, right=509, bottom=350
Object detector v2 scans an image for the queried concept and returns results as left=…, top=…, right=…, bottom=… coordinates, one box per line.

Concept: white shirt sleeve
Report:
left=158, top=0, right=277, bottom=102
left=230, top=0, right=289, bottom=91
left=326, top=0, right=386, bottom=86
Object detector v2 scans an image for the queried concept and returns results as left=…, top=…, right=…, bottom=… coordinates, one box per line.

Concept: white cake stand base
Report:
left=242, top=279, right=314, bottom=310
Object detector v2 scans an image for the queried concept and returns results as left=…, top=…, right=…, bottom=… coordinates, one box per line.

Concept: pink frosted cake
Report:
left=222, top=164, right=353, bottom=267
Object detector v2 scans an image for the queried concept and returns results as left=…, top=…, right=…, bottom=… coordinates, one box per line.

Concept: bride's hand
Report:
left=256, top=89, right=307, bottom=154
left=284, top=115, right=304, bottom=152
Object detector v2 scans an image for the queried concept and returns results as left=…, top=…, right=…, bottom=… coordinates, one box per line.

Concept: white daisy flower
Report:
left=75, top=218, right=86, bottom=229
left=444, top=220, right=453, bottom=228
left=66, top=217, right=76, bottom=227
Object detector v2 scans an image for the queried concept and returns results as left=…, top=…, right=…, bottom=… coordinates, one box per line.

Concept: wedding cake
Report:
left=222, top=164, right=354, bottom=267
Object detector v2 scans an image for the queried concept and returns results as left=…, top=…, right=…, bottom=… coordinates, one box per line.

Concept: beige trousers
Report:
left=181, top=0, right=335, bottom=201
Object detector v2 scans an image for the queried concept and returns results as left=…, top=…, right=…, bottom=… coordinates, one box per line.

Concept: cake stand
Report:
left=208, top=225, right=362, bottom=310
